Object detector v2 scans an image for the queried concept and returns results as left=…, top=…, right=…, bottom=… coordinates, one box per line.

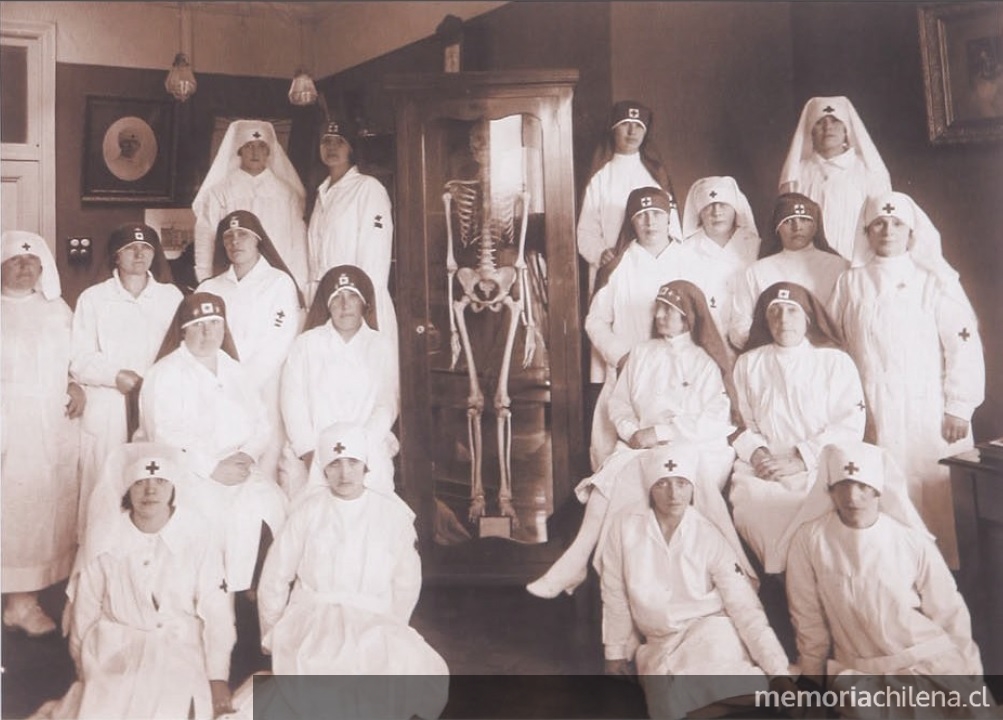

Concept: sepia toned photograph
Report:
left=0, top=2, right=1001, bottom=719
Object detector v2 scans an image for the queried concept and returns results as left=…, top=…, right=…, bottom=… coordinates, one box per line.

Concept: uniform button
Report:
left=156, top=623, right=163, bottom=628
left=143, top=560, right=150, bottom=566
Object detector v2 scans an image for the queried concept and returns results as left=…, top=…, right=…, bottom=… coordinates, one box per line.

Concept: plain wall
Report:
left=0, top=1, right=301, bottom=77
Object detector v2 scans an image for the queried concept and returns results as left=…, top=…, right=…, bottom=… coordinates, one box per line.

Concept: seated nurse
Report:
left=601, top=444, right=794, bottom=720
left=256, top=422, right=448, bottom=720
left=528, top=280, right=735, bottom=599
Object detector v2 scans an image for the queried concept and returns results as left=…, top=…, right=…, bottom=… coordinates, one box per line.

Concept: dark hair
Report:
left=107, top=223, right=174, bottom=284
left=742, top=281, right=843, bottom=353
left=759, top=192, right=840, bottom=259
left=211, top=210, right=304, bottom=308
left=304, top=264, right=379, bottom=332
left=650, top=303, right=691, bottom=339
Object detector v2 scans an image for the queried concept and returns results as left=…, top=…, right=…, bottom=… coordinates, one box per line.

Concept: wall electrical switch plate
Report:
left=67, top=237, right=92, bottom=265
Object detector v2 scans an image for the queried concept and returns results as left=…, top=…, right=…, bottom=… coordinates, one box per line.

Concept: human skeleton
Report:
left=443, top=171, right=536, bottom=524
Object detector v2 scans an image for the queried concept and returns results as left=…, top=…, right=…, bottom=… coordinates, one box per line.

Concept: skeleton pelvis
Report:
left=457, top=266, right=517, bottom=309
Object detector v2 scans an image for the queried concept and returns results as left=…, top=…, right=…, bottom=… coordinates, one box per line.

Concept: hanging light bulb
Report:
left=165, top=52, right=197, bottom=102
left=288, top=69, right=318, bottom=106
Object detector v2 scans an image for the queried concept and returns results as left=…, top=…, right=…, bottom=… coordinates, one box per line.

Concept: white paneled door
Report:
left=1, top=160, right=40, bottom=234
left=0, top=21, right=55, bottom=243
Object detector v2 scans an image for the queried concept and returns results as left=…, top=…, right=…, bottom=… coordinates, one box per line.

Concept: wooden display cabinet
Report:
left=386, top=70, right=584, bottom=582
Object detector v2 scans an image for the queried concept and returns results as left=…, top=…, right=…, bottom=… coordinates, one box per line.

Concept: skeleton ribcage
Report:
left=444, top=180, right=483, bottom=249
left=444, top=179, right=519, bottom=251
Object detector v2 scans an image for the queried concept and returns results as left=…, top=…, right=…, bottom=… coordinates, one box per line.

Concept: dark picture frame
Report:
left=919, top=2, right=1003, bottom=145
left=82, top=95, right=178, bottom=203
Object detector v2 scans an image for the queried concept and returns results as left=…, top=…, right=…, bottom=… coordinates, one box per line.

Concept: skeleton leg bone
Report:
left=452, top=297, right=486, bottom=522
left=494, top=295, right=524, bottom=522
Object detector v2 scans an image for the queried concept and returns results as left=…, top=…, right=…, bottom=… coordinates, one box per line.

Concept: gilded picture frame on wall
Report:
left=82, top=95, right=178, bottom=203
left=919, top=2, right=1003, bottom=145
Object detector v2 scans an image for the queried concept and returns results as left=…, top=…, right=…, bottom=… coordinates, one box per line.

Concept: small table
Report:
left=942, top=446, right=1003, bottom=674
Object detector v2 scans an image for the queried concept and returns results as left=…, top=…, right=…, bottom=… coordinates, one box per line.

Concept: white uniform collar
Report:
left=112, top=268, right=155, bottom=298
left=321, top=165, right=361, bottom=194
left=223, top=254, right=271, bottom=284
left=811, top=148, right=856, bottom=169
left=773, top=337, right=811, bottom=355
left=324, top=320, right=374, bottom=346
left=779, top=244, right=819, bottom=258
left=660, top=331, right=696, bottom=351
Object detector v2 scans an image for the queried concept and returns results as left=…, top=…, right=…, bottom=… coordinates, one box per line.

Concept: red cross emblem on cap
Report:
left=882, top=203, right=895, bottom=214
left=145, top=460, right=160, bottom=475
left=628, top=107, right=640, bottom=119
left=823, top=105, right=835, bottom=113
left=252, top=131, right=262, bottom=139
left=663, top=459, right=677, bottom=472
left=709, top=190, right=718, bottom=198
left=844, top=461, right=859, bottom=476
left=778, top=289, right=790, bottom=300
left=229, top=216, right=240, bottom=229
left=200, top=302, right=214, bottom=314
left=793, top=203, right=806, bottom=214
left=134, top=230, right=144, bottom=242
left=20, top=242, right=31, bottom=252
left=333, top=442, right=346, bottom=454
left=337, top=273, right=351, bottom=286
left=640, top=196, right=652, bottom=208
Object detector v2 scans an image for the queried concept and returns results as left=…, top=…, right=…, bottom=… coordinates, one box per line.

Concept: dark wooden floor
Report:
left=2, top=578, right=651, bottom=719
left=6, top=578, right=997, bottom=719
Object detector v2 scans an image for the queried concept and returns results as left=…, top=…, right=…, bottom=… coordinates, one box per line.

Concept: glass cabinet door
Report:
left=389, top=71, right=581, bottom=579
left=422, top=112, right=551, bottom=545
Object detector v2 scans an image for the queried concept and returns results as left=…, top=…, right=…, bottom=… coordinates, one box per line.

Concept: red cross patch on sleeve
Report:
left=374, top=214, right=383, bottom=229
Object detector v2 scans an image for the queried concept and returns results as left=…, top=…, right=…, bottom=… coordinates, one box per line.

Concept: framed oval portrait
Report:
left=102, top=116, right=157, bottom=182
left=83, top=96, right=177, bottom=204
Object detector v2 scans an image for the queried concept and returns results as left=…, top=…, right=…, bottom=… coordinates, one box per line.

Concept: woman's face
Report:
left=328, top=290, right=365, bottom=336
left=0, top=254, right=42, bottom=295
left=238, top=140, right=270, bottom=176
left=699, top=202, right=737, bottom=241
left=612, top=121, right=646, bottom=155
left=183, top=318, right=225, bottom=358
left=654, top=302, right=688, bottom=339
left=810, top=115, right=848, bottom=157
left=631, top=209, right=669, bottom=248
left=128, top=477, right=174, bottom=522
left=324, top=457, right=366, bottom=500
left=766, top=302, right=808, bottom=347
left=777, top=217, right=816, bottom=252
left=866, top=217, right=911, bottom=258
left=649, top=477, right=693, bottom=520
left=116, top=241, right=155, bottom=277
left=320, top=135, right=353, bottom=171
left=222, top=228, right=261, bottom=267
left=829, top=480, right=880, bottom=529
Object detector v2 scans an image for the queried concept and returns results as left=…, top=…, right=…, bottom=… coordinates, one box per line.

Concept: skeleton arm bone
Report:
left=514, top=192, right=536, bottom=368
left=443, top=191, right=462, bottom=370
